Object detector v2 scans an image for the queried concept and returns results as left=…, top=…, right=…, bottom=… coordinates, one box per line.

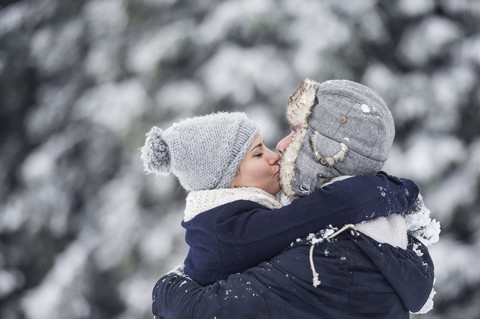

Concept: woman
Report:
left=146, top=80, right=436, bottom=319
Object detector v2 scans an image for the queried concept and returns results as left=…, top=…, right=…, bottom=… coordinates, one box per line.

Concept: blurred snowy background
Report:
left=0, top=0, right=479, bottom=318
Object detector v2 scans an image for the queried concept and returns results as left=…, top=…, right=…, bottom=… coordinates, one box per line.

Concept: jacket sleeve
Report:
left=152, top=270, right=270, bottom=319
left=215, top=172, right=419, bottom=267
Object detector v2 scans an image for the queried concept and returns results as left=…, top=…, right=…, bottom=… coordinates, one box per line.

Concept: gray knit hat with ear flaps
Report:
left=279, top=79, right=395, bottom=199
left=141, top=112, right=260, bottom=192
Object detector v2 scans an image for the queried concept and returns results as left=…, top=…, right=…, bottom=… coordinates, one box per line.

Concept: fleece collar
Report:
left=280, top=78, right=320, bottom=199
left=184, top=187, right=283, bottom=222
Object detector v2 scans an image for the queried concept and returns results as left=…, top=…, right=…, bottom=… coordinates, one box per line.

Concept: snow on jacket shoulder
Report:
left=152, top=232, right=434, bottom=319
left=182, top=172, right=419, bottom=285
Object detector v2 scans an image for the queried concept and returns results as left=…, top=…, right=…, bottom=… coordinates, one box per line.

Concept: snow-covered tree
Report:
left=1, top=0, right=479, bottom=318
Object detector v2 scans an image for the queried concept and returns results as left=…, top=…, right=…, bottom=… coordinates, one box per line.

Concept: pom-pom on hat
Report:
left=280, top=79, right=395, bottom=198
left=141, top=112, right=260, bottom=192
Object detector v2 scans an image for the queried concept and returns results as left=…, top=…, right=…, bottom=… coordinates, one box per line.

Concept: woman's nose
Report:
left=267, top=148, right=281, bottom=164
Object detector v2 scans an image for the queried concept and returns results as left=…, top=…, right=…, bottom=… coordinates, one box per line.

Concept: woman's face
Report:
left=229, top=134, right=281, bottom=195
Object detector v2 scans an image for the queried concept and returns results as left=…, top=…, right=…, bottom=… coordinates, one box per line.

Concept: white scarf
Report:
left=184, top=187, right=283, bottom=222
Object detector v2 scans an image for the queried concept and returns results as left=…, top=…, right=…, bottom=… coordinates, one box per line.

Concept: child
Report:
left=279, top=78, right=440, bottom=251
left=277, top=79, right=440, bottom=311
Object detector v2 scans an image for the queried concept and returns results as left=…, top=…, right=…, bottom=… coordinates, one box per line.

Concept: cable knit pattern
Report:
left=184, top=187, right=283, bottom=222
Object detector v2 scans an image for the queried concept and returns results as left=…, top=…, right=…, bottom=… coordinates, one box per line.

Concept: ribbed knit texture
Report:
left=141, top=112, right=259, bottom=191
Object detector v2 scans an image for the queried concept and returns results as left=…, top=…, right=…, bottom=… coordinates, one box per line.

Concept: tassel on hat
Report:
left=141, top=126, right=171, bottom=175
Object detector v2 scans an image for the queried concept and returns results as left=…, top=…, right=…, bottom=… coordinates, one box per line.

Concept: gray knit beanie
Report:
left=141, top=112, right=260, bottom=192
left=280, top=79, right=395, bottom=198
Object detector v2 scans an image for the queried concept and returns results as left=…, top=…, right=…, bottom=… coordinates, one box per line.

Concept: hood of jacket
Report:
left=352, top=233, right=435, bottom=312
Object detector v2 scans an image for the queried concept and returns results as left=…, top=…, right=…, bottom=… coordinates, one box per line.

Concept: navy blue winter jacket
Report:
left=182, top=172, right=419, bottom=285
left=153, top=231, right=434, bottom=319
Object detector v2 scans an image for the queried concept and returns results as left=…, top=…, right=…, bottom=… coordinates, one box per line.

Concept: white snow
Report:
left=73, top=80, right=150, bottom=137
left=397, top=16, right=463, bottom=67
left=424, top=140, right=480, bottom=224
left=384, top=133, right=466, bottom=184
left=3, top=1, right=480, bottom=318
left=194, top=0, right=278, bottom=46
left=245, top=106, right=282, bottom=145
left=83, top=0, right=127, bottom=39
left=22, top=234, right=95, bottom=319
left=0, top=269, right=22, bottom=298
left=396, top=0, right=435, bottom=17
left=361, top=104, right=371, bottom=113
left=155, top=80, right=205, bottom=113
left=0, top=2, right=30, bottom=34
left=405, top=195, right=441, bottom=246
left=200, top=44, right=291, bottom=105
left=30, top=19, right=85, bottom=75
